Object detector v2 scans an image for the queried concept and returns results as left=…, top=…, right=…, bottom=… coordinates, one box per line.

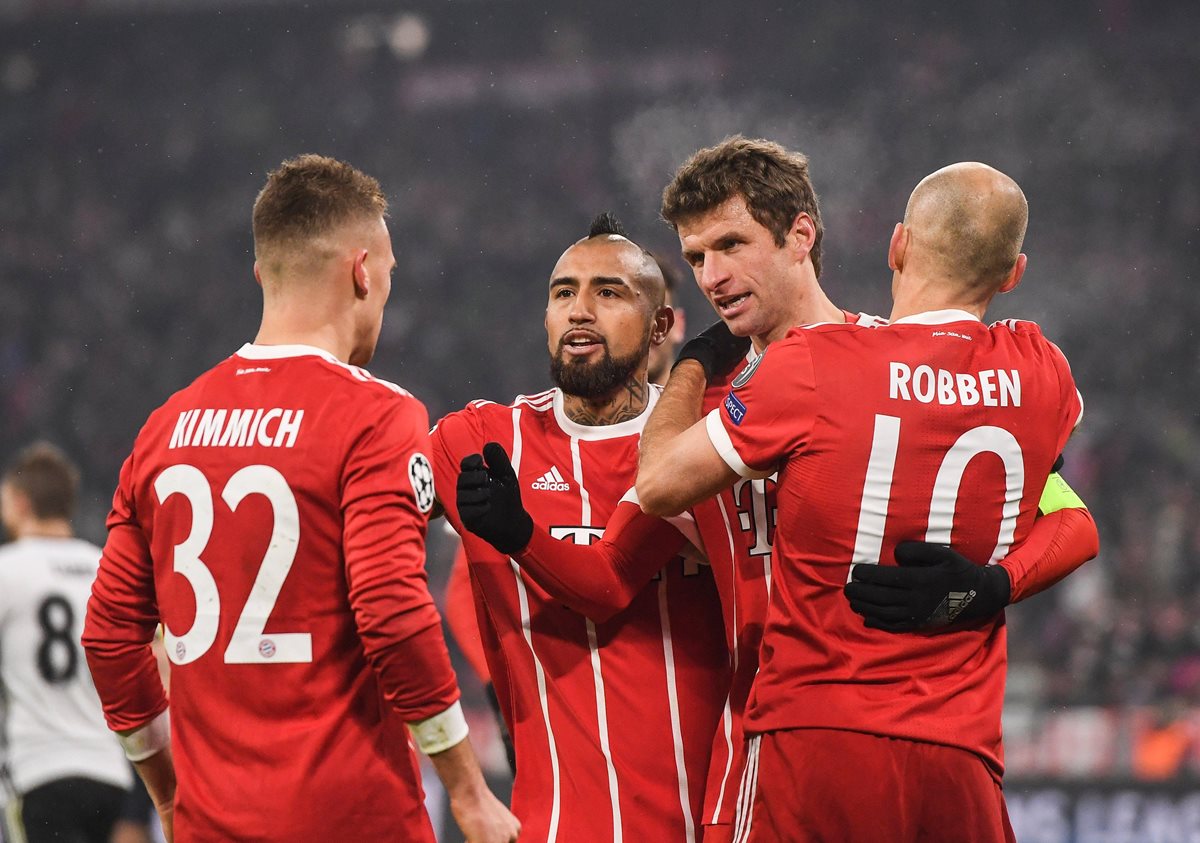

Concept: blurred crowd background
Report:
left=1, top=0, right=1198, bottom=813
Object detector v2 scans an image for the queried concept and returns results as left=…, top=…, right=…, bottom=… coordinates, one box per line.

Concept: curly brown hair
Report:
left=661, top=136, right=824, bottom=277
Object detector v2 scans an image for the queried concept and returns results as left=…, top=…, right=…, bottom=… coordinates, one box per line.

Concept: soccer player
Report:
left=458, top=137, right=1098, bottom=843
left=430, top=214, right=729, bottom=842
left=81, top=155, right=518, bottom=843
left=637, top=162, right=1086, bottom=841
left=439, top=251, right=689, bottom=777
left=0, top=443, right=132, bottom=843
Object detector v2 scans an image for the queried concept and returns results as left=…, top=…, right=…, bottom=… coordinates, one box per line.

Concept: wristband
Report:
left=119, top=709, right=171, bottom=762
left=407, top=700, right=470, bottom=755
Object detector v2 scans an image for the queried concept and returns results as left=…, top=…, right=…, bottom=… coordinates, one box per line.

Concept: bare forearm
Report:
left=133, top=747, right=176, bottom=843
left=640, top=361, right=707, bottom=471
left=638, top=362, right=708, bottom=513
left=429, top=736, right=490, bottom=801
left=430, top=736, right=520, bottom=842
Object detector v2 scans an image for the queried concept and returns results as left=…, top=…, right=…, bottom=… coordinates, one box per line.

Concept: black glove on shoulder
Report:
left=843, top=541, right=1011, bottom=632
left=456, top=442, right=534, bottom=555
left=673, top=320, right=752, bottom=380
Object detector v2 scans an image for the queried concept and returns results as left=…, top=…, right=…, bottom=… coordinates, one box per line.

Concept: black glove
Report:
left=673, top=320, right=752, bottom=379
left=843, top=542, right=1011, bottom=632
left=457, top=442, right=534, bottom=555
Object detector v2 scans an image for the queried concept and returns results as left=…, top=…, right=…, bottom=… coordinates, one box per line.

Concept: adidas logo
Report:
left=531, top=466, right=571, bottom=492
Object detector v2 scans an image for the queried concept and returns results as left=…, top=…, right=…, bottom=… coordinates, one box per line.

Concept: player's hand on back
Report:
left=457, top=443, right=534, bottom=555
left=673, top=320, right=752, bottom=380
left=843, top=542, right=1012, bottom=632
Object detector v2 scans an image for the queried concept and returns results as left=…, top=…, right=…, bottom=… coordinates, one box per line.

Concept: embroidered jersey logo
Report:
left=724, top=392, right=748, bottom=426
left=408, top=453, right=435, bottom=513
left=531, top=466, right=571, bottom=492
left=731, top=350, right=764, bottom=389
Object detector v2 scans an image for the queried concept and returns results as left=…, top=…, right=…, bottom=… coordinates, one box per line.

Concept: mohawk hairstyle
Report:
left=588, top=211, right=629, bottom=239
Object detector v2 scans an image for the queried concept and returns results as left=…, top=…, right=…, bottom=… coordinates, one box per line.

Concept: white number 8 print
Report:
left=849, top=414, right=1025, bottom=580
left=154, top=464, right=311, bottom=666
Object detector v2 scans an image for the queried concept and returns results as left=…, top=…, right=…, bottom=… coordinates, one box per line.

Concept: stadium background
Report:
left=1, top=0, right=1197, bottom=839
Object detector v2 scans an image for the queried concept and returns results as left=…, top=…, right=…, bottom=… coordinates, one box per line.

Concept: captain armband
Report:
left=119, top=709, right=171, bottom=762
left=407, top=700, right=470, bottom=755
left=1038, top=473, right=1087, bottom=515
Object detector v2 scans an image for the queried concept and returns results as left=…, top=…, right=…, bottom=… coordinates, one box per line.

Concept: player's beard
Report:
left=549, top=338, right=646, bottom=401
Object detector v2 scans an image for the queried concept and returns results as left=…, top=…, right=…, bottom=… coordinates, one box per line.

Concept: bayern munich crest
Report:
left=408, top=452, right=436, bottom=513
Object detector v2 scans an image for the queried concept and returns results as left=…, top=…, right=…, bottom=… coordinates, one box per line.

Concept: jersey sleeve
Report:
left=513, top=499, right=687, bottom=623
left=83, top=453, right=170, bottom=733
left=427, top=404, right=488, bottom=535
left=1047, top=339, right=1084, bottom=448
left=443, top=539, right=491, bottom=684
left=704, top=336, right=818, bottom=478
left=1002, top=485, right=1099, bottom=603
left=341, top=396, right=460, bottom=723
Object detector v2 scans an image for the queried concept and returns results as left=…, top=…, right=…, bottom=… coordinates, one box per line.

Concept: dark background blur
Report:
left=1, top=0, right=1197, bottom=838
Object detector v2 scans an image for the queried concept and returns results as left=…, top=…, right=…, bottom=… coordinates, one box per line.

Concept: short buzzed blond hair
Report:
left=904, top=163, right=1028, bottom=289
left=252, top=154, right=387, bottom=263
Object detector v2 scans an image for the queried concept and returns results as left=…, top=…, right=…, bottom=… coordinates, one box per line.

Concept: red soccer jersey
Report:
left=704, top=310, right=1082, bottom=775
left=83, top=344, right=459, bottom=843
left=692, top=310, right=885, bottom=826
left=444, top=537, right=492, bottom=684
left=430, top=387, right=729, bottom=843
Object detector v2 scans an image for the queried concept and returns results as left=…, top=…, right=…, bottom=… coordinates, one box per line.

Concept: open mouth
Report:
left=561, top=330, right=606, bottom=356
left=715, top=292, right=750, bottom=315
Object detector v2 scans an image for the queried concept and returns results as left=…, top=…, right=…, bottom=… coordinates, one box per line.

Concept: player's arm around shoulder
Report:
left=638, top=334, right=814, bottom=517
left=636, top=360, right=737, bottom=518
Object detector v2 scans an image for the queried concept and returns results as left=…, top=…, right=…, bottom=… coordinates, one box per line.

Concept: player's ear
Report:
left=253, top=262, right=264, bottom=288
left=650, top=305, right=675, bottom=347
left=788, top=213, right=816, bottom=262
left=352, top=249, right=370, bottom=299
left=998, top=253, right=1026, bottom=294
left=887, top=223, right=908, bottom=271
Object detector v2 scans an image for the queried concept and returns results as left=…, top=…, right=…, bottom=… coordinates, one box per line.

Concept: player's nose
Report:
left=568, top=290, right=596, bottom=322
left=698, top=252, right=732, bottom=293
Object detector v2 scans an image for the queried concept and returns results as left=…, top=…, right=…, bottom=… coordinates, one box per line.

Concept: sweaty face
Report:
left=545, top=239, right=656, bottom=400
left=677, top=196, right=799, bottom=344
left=351, top=217, right=396, bottom=367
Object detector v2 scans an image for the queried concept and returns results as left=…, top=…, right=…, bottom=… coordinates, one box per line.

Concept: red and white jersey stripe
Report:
left=431, top=387, right=728, bottom=843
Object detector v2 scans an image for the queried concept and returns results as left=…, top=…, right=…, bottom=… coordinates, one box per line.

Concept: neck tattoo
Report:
left=563, top=378, right=649, bottom=426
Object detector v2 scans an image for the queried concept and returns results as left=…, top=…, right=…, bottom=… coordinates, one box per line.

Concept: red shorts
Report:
left=703, top=824, right=734, bottom=843
left=738, top=728, right=1015, bottom=843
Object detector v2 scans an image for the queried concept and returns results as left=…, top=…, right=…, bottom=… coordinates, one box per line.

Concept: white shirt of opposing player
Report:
left=0, top=537, right=133, bottom=794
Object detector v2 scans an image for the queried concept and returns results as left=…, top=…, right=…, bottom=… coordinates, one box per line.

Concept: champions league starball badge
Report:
left=408, top=453, right=436, bottom=513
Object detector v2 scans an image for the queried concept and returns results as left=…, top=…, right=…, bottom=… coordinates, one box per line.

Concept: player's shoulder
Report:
left=784, top=310, right=889, bottom=341
left=987, top=317, right=1047, bottom=340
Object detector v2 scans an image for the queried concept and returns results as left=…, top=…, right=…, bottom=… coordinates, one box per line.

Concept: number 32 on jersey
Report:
left=155, top=463, right=310, bottom=666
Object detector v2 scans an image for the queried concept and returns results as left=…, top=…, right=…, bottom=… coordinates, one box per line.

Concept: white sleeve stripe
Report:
left=705, top=410, right=772, bottom=480
left=119, top=709, right=171, bottom=762
left=407, top=700, right=469, bottom=755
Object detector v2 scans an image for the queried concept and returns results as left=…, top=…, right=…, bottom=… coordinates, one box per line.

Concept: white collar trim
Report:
left=552, top=386, right=660, bottom=441
left=891, top=309, right=982, bottom=326
left=235, top=343, right=340, bottom=363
